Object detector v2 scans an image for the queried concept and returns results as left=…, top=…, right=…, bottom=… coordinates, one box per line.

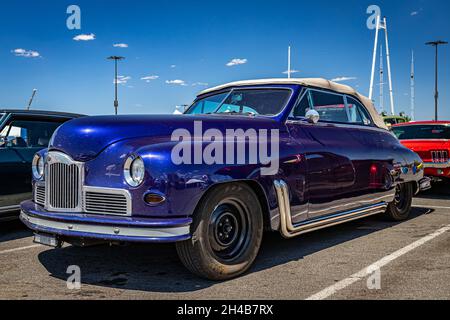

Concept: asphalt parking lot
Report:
left=0, top=184, right=449, bottom=300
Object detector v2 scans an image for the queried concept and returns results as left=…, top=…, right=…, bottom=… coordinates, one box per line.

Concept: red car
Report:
left=392, top=121, right=450, bottom=182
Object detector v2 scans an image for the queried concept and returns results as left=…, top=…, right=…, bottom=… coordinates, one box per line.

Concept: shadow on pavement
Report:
left=37, top=207, right=429, bottom=293
left=417, top=181, right=450, bottom=200
left=0, top=219, right=33, bottom=243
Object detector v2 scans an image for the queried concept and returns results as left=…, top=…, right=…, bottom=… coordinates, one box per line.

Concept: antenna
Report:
left=287, top=46, right=291, bottom=79
left=27, top=89, right=37, bottom=110
left=411, top=50, right=415, bottom=121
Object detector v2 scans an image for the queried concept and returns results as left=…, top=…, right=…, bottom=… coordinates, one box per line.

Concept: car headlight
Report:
left=32, top=154, right=45, bottom=180
left=124, top=155, right=145, bottom=187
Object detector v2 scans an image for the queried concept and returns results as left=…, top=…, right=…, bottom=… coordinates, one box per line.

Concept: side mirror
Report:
left=305, top=110, right=320, bottom=124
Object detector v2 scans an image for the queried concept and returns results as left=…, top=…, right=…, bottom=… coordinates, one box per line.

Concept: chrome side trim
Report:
left=0, top=205, right=21, bottom=214
left=20, top=211, right=190, bottom=239
left=274, top=180, right=388, bottom=238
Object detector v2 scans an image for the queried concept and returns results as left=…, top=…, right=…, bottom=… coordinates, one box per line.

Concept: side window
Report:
left=346, top=97, right=372, bottom=125
left=0, top=120, right=62, bottom=148
left=309, top=91, right=349, bottom=123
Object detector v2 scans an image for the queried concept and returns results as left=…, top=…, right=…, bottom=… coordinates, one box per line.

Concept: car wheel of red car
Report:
left=176, top=182, right=264, bottom=280
left=384, top=183, right=413, bottom=221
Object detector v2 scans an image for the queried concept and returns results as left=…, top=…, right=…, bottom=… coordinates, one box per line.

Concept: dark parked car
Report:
left=0, top=109, right=83, bottom=220
left=20, top=79, right=428, bottom=280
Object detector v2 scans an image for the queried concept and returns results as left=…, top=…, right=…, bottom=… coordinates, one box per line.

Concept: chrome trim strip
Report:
left=20, top=211, right=190, bottom=239
left=274, top=180, right=388, bottom=238
left=0, top=205, right=21, bottom=213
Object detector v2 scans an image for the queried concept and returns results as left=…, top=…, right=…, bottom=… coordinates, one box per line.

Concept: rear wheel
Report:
left=384, top=183, right=413, bottom=221
left=176, top=183, right=263, bottom=280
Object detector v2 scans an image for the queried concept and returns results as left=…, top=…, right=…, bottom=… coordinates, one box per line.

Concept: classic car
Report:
left=383, top=114, right=409, bottom=128
left=20, top=79, right=429, bottom=280
left=0, top=109, right=83, bottom=221
left=392, top=121, right=450, bottom=182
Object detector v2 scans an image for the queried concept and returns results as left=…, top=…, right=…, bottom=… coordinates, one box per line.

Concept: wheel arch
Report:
left=192, top=179, right=272, bottom=232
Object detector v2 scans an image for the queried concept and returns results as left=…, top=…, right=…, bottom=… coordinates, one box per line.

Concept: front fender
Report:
left=82, top=136, right=279, bottom=219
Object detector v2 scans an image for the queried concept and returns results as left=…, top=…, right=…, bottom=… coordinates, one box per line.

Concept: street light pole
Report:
left=425, top=41, right=447, bottom=121
left=107, top=56, right=125, bottom=115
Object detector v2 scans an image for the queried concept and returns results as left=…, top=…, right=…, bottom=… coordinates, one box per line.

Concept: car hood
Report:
left=49, top=114, right=282, bottom=162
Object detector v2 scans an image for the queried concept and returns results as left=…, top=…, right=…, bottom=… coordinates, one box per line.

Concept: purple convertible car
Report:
left=20, top=78, right=429, bottom=280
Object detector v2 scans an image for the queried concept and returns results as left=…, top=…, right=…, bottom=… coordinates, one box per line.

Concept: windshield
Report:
left=0, top=113, right=5, bottom=123
left=186, top=89, right=292, bottom=116
left=392, top=125, right=450, bottom=140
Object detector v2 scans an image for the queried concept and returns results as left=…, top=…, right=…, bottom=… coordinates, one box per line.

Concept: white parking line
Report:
left=306, top=224, right=450, bottom=300
left=0, top=244, right=41, bottom=255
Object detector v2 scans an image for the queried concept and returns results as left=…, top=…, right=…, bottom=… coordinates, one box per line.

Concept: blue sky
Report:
left=1, top=0, right=449, bottom=120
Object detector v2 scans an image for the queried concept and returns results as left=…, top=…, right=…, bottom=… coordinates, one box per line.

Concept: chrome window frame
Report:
left=287, top=87, right=376, bottom=128
left=188, top=86, right=295, bottom=118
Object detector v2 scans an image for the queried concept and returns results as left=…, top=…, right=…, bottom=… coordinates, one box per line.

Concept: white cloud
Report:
left=226, top=58, right=247, bottom=67
left=192, top=82, right=209, bottom=87
left=411, top=11, right=419, bottom=16
left=331, top=76, right=357, bottom=82
left=170, top=65, right=177, bottom=68
left=141, top=75, right=159, bottom=83
left=113, top=43, right=128, bottom=48
left=114, top=75, right=131, bottom=85
left=166, top=79, right=187, bottom=86
left=73, top=33, right=96, bottom=41
left=282, top=70, right=300, bottom=75
left=12, top=48, right=40, bottom=58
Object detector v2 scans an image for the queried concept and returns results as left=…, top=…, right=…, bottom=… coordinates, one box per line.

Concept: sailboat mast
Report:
left=379, top=45, right=384, bottom=113
left=411, top=50, right=415, bottom=121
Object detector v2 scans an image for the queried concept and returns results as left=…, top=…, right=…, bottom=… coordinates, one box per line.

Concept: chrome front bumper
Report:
left=416, top=177, right=432, bottom=194
left=20, top=201, right=192, bottom=243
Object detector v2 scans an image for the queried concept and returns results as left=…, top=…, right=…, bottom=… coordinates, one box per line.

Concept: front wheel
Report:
left=176, top=183, right=264, bottom=280
left=384, top=183, right=413, bottom=221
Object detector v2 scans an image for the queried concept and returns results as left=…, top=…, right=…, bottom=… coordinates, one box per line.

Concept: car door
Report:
left=286, top=89, right=360, bottom=221
left=0, top=116, right=64, bottom=210
left=343, top=96, right=395, bottom=192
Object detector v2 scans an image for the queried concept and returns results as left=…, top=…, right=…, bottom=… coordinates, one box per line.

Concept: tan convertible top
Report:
left=199, top=78, right=388, bottom=130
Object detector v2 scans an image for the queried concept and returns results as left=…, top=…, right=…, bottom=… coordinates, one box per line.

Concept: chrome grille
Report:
left=431, top=150, right=449, bottom=163
left=48, top=163, right=80, bottom=209
left=45, top=152, right=83, bottom=212
left=84, top=190, right=130, bottom=216
left=35, top=184, right=46, bottom=206
left=38, top=152, right=131, bottom=216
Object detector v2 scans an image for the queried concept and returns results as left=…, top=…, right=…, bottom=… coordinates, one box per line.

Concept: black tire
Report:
left=384, top=183, right=413, bottom=221
left=176, top=182, right=264, bottom=280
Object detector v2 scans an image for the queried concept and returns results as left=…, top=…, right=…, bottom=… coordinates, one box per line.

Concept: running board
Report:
left=274, top=180, right=388, bottom=239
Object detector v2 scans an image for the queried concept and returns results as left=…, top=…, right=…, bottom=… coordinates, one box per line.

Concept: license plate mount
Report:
left=33, top=233, right=62, bottom=248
